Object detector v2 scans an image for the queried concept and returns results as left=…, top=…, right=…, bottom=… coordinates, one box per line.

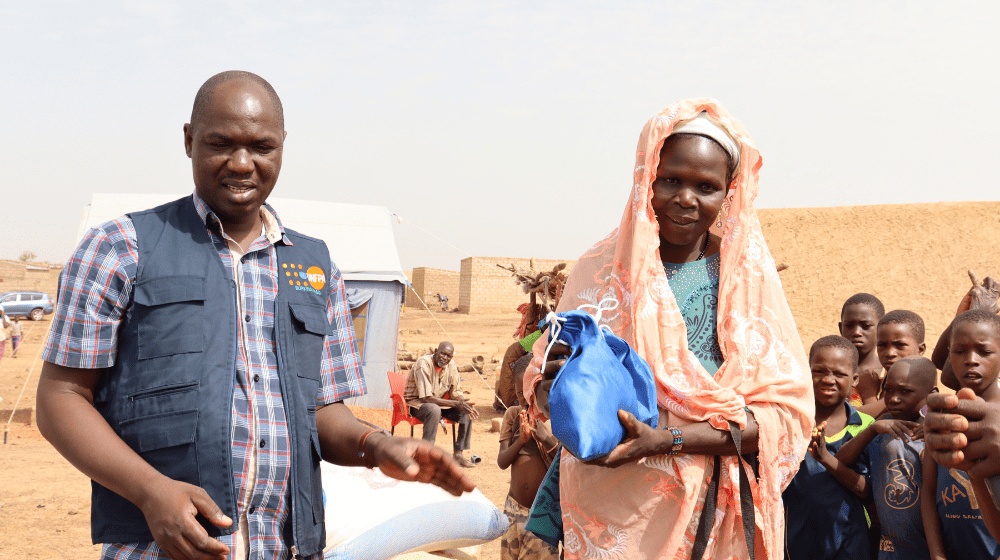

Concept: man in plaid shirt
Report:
left=36, top=71, right=473, bottom=560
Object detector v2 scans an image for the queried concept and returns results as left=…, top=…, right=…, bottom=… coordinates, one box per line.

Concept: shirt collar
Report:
left=191, top=192, right=292, bottom=246
left=844, top=401, right=864, bottom=426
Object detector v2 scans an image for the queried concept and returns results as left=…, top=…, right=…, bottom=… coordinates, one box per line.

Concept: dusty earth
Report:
left=0, top=311, right=522, bottom=560
left=5, top=200, right=1000, bottom=558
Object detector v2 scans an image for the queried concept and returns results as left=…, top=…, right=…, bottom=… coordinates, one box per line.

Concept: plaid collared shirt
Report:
left=43, top=193, right=366, bottom=560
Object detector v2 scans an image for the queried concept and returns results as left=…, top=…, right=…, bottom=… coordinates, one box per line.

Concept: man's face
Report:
left=184, top=80, right=285, bottom=225
left=434, top=344, right=454, bottom=368
left=876, top=323, right=925, bottom=372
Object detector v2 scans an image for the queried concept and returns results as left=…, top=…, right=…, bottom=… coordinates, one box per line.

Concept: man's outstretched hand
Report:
left=926, top=389, right=1000, bottom=479
left=139, top=477, right=232, bottom=560
left=370, top=435, right=476, bottom=496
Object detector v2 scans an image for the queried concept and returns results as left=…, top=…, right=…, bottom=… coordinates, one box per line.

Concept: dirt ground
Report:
left=6, top=199, right=1000, bottom=558
left=0, top=311, right=521, bottom=559
left=0, top=316, right=102, bottom=558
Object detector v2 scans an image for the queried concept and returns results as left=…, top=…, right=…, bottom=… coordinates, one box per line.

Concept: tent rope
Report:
left=390, top=213, right=500, bottom=271
left=4, top=319, right=51, bottom=443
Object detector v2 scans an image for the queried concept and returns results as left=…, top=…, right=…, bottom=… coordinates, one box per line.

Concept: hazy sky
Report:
left=3, top=1, right=998, bottom=271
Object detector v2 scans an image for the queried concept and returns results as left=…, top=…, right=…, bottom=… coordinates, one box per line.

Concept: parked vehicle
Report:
left=0, top=291, right=54, bottom=321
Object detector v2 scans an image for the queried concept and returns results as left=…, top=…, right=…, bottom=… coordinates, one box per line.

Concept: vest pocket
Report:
left=288, top=302, right=330, bottom=380
left=134, top=276, right=206, bottom=360
left=129, top=381, right=198, bottom=402
left=119, top=410, right=200, bottom=486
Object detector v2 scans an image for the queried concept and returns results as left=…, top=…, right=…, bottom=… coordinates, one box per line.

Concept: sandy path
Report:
left=0, top=316, right=103, bottom=558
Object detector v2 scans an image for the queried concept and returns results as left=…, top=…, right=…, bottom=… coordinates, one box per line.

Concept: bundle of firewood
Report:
left=396, top=347, right=436, bottom=370
left=496, top=258, right=568, bottom=312
left=395, top=350, right=488, bottom=375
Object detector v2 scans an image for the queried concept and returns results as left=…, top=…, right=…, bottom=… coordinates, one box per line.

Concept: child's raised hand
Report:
left=519, top=409, right=535, bottom=443
left=873, top=419, right=921, bottom=440
left=958, top=270, right=1000, bottom=316
left=808, top=422, right=831, bottom=462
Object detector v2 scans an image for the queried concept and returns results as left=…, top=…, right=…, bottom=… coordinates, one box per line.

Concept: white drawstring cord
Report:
left=541, top=311, right=566, bottom=370
left=577, top=297, right=619, bottom=337
left=577, top=296, right=619, bottom=323
left=540, top=296, right=619, bottom=368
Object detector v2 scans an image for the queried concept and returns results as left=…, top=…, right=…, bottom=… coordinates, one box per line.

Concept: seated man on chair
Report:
left=405, top=341, right=479, bottom=467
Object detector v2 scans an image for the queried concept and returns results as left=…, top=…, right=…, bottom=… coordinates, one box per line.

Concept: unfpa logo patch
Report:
left=282, top=262, right=326, bottom=292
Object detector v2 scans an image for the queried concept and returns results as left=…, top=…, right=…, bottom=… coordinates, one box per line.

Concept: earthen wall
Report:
left=405, top=267, right=460, bottom=310
left=459, top=257, right=575, bottom=314
left=0, top=260, right=61, bottom=297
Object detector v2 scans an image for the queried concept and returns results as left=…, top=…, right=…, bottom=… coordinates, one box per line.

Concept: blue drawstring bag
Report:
left=545, top=309, right=659, bottom=461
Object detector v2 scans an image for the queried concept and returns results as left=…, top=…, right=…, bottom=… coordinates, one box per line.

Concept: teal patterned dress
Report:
left=663, top=252, right=724, bottom=374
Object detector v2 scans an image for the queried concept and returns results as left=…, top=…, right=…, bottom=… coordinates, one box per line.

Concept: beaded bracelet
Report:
left=357, top=428, right=380, bottom=469
left=665, top=426, right=684, bottom=455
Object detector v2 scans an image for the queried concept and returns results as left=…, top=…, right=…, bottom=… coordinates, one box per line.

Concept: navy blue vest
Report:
left=90, top=196, right=330, bottom=555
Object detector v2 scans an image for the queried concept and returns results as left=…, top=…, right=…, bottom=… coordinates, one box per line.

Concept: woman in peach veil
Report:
left=524, top=99, right=814, bottom=560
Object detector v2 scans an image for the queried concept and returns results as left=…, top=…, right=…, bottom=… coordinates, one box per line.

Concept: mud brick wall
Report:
left=405, top=267, right=460, bottom=310
left=757, top=201, right=1000, bottom=350
left=458, top=257, right=575, bottom=314
left=0, top=260, right=61, bottom=297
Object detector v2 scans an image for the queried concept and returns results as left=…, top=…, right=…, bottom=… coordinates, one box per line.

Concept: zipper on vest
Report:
left=227, top=278, right=240, bottom=525
left=273, top=290, right=302, bottom=554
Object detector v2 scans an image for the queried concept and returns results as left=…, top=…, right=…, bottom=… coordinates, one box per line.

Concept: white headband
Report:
left=671, top=113, right=741, bottom=176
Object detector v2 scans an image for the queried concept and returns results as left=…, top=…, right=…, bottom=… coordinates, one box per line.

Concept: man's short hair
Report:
left=809, top=335, right=860, bottom=368
left=191, top=70, right=284, bottom=128
left=842, top=293, right=885, bottom=318
left=951, top=309, right=1000, bottom=340
left=879, top=310, right=926, bottom=343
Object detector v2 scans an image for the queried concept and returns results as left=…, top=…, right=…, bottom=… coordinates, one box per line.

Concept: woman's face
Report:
left=651, top=134, right=730, bottom=260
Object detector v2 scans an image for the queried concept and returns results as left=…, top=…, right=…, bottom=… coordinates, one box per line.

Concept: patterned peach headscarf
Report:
left=525, top=98, right=814, bottom=559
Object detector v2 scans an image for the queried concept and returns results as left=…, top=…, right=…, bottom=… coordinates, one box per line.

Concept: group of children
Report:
left=785, top=292, right=1000, bottom=559
left=493, top=289, right=1000, bottom=560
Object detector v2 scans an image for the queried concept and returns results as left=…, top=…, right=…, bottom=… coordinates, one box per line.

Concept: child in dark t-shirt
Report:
left=840, top=293, right=886, bottom=410
left=823, top=357, right=935, bottom=559
left=784, top=336, right=873, bottom=560
left=923, top=310, right=1000, bottom=559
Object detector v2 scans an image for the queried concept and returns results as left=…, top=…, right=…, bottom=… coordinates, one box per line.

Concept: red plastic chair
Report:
left=388, top=370, right=422, bottom=435
left=387, top=370, right=457, bottom=447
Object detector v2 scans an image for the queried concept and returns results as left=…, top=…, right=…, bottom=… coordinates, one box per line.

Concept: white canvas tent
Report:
left=77, top=193, right=405, bottom=409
